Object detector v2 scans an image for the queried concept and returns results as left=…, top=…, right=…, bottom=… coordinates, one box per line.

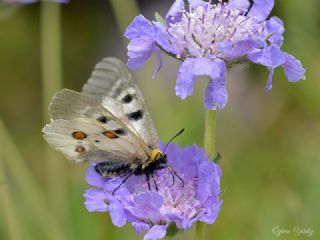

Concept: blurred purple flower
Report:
left=125, top=0, right=305, bottom=110
left=84, top=143, right=222, bottom=240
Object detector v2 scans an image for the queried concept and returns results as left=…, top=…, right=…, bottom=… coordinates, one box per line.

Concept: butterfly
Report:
left=42, top=57, right=183, bottom=193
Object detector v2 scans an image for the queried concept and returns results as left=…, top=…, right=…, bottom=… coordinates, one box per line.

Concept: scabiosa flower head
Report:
left=84, top=143, right=222, bottom=240
left=125, top=0, right=305, bottom=110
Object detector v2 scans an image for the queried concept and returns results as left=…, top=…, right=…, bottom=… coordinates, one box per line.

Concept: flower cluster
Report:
left=84, top=143, right=222, bottom=240
left=125, top=0, right=305, bottom=110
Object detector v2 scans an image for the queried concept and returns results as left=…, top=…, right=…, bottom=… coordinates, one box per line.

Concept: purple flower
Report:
left=125, top=0, right=305, bottom=110
left=84, top=143, right=222, bottom=240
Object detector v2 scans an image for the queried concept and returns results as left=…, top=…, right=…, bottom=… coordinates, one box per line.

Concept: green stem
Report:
left=196, top=110, right=217, bottom=240
left=41, top=3, right=63, bottom=115
left=204, top=110, right=217, bottom=161
left=41, top=2, right=67, bottom=226
left=195, top=220, right=205, bottom=240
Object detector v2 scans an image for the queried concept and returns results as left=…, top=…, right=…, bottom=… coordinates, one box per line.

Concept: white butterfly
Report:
left=42, top=57, right=183, bottom=192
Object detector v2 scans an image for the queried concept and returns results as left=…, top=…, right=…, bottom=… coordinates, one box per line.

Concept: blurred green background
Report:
left=0, top=0, right=319, bottom=239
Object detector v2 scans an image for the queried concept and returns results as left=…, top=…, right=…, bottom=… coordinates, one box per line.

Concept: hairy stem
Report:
left=204, top=110, right=217, bottom=160
left=196, top=110, right=217, bottom=239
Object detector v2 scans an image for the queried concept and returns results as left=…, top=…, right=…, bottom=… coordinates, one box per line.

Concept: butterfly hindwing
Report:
left=43, top=119, right=99, bottom=163
left=43, top=90, right=149, bottom=163
left=43, top=118, right=148, bottom=164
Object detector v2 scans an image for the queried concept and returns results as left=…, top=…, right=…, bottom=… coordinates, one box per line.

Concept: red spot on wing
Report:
left=103, top=131, right=118, bottom=139
left=72, top=131, right=87, bottom=140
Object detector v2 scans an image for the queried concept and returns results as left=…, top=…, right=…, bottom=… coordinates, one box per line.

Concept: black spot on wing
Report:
left=97, top=115, right=109, bottom=123
left=127, top=110, right=143, bottom=121
left=114, top=128, right=127, bottom=136
left=122, top=94, right=133, bottom=104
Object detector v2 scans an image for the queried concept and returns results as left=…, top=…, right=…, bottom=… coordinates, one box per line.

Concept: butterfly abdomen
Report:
left=95, top=162, right=131, bottom=177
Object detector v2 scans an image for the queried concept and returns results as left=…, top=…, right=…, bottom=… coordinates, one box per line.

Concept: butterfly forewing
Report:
left=82, top=57, right=160, bottom=149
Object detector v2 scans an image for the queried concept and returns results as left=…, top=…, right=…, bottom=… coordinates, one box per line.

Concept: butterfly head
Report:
left=150, top=149, right=167, bottom=164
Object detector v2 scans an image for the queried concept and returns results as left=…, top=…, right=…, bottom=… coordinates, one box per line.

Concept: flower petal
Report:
left=282, top=52, right=306, bottom=82
left=188, top=0, right=206, bottom=9
left=248, top=0, right=274, bottom=21
left=125, top=15, right=173, bottom=75
left=165, top=212, right=189, bottom=229
left=228, top=0, right=250, bottom=11
left=266, top=16, right=285, bottom=46
left=109, top=201, right=126, bottom=227
left=83, top=188, right=108, bottom=212
left=132, top=222, right=150, bottom=234
left=166, top=0, right=185, bottom=19
left=153, top=23, right=180, bottom=55
left=204, top=77, right=228, bottom=110
left=127, top=36, right=156, bottom=71
left=175, top=58, right=197, bottom=99
left=175, top=57, right=226, bottom=101
left=199, top=200, right=222, bottom=224
left=152, top=47, right=163, bottom=79
left=133, top=192, right=163, bottom=210
left=86, top=164, right=105, bottom=188
left=125, top=15, right=154, bottom=39
left=144, top=225, right=167, bottom=240
left=131, top=192, right=164, bottom=223
left=265, top=67, right=274, bottom=92
left=248, top=45, right=285, bottom=68
left=221, top=38, right=264, bottom=62
left=197, top=162, right=221, bottom=201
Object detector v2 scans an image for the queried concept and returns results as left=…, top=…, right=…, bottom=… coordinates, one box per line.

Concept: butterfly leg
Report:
left=112, top=173, right=133, bottom=195
left=169, top=170, right=175, bottom=187
left=146, top=174, right=152, bottom=191
left=151, top=174, right=159, bottom=192
left=167, top=166, right=184, bottom=188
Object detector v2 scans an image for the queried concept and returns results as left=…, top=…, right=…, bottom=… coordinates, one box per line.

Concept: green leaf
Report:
left=155, top=12, right=165, bottom=25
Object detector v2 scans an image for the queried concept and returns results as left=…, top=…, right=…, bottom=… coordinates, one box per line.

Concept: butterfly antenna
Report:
left=163, top=128, right=185, bottom=154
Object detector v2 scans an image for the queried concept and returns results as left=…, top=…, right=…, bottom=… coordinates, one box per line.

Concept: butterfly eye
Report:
left=72, top=131, right=87, bottom=140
